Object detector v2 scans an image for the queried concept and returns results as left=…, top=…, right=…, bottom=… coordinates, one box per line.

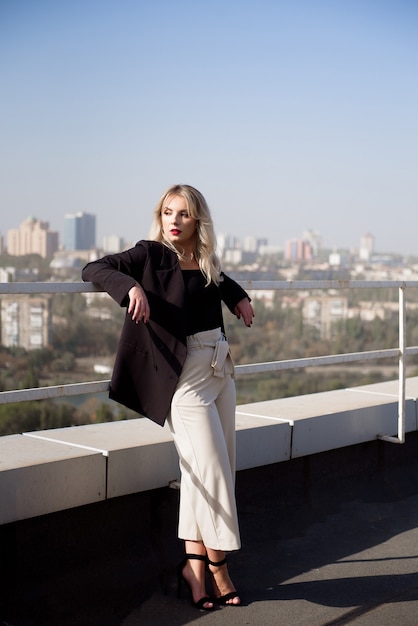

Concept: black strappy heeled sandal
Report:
left=206, top=556, right=241, bottom=606
left=177, top=553, right=214, bottom=611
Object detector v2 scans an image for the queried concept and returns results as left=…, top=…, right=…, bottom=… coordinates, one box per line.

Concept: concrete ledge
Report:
left=235, top=411, right=291, bottom=469
left=291, top=390, right=415, bottom=457
left=1, top=377, right=417, bottom=524
left=350, top=376, right=418, bottom=400
left=24, top=420, right=180, bottom=497
left=0, top=434, right=105, bottom=524
left=237, top=384, right=416, bottom=458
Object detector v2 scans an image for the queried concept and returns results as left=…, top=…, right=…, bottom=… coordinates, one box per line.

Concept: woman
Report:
left=82, top=184, right=254, bottom=610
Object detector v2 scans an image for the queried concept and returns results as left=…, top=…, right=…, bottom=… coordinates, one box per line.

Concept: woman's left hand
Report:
left=234, top=298, right=255, bottom=327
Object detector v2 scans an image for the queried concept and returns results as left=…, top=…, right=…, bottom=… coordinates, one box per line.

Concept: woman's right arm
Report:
left=82, top=242, right=148, bottom=308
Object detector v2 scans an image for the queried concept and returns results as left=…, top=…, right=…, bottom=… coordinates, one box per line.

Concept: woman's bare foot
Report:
left=181, top=558, right=214, bottom=610
left=207, top=557, right=241, bottom=606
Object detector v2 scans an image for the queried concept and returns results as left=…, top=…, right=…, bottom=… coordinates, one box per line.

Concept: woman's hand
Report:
left=234, top=298, right=254, bottom=327
left=128, top=284, right=150, bottom=324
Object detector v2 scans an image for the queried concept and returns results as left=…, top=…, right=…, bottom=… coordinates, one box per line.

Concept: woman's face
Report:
left=161, top=194, right=197, bottom=250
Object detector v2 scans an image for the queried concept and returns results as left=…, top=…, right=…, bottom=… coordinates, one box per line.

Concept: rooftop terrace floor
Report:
left=124, top=439, right=418, bottom=626
left=130, top=496, right=418, bottom=626
left=3, top=431, right=418, bottom=626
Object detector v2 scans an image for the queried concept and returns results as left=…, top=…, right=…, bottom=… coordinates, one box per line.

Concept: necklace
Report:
left=178, top=251, right=194, bottom=262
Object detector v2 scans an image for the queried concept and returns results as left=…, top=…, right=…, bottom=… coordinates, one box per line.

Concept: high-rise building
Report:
left=1, top=295, right=53, bottom=350
left=285, top=239, right=313, bottom=262
left=64, top=212, right=96, bottom=251
left=217, top=233, right=241, bottom=258
left=302, top=229, right=322, bottom=257
left=303, top=295, right=348, bottom=339
left=102, top=235, right=126, bottom=253
left=7, top=217, right=59, bottom=258
left=243, top=237, right=268, bottom=253
left=359, top=233, right=374, bottom=261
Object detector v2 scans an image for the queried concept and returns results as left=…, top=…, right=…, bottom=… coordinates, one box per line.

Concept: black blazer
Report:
left=82, top=240, right=249, bottom=426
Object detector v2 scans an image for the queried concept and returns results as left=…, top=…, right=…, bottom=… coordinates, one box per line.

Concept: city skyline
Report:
left=1, top=1, right=417, bottom=254
left=2, top=212, right=384, bottom=259
left=0, top=211, right=405, bottom=257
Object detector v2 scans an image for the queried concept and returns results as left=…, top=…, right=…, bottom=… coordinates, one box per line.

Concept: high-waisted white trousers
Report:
left=166, top=327, right=241, bottom=552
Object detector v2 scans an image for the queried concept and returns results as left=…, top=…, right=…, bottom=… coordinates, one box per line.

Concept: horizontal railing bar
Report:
left=240, top=280, right=418, bottom=290
left=0, top=282, right=100, bottom=294
left=0, top=347, right=404, bottom=405
left=0, top=381, right=109, bottom=404
left=235, top=348, right=400, bottom=375
left=2, top=280, right=418, bottom=295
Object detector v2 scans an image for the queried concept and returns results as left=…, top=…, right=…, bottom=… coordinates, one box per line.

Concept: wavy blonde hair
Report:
left=148, top=184, right=221, bottom=285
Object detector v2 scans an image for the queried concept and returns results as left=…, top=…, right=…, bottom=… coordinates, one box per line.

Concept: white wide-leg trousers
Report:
left=167, top=327, right=241, bottom=551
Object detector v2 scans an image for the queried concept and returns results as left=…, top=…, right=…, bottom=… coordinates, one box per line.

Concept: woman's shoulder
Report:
left=134, top=239, right=162, bottom=249
left=135, top=240, right=177, bottom=265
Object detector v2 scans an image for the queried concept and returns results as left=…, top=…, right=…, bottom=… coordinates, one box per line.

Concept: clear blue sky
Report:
left=1, top=0, right=417, bottom=254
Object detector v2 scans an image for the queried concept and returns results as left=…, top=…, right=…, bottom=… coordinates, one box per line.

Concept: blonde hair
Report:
left=148, top=184, right=221, bottom=285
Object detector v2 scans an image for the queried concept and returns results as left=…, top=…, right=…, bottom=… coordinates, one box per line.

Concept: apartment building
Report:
left=7, top=217, right=59, bottom=258
left=1, top=295, right=52, bottom=350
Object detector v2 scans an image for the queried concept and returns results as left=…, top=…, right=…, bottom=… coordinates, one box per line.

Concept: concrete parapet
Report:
left=237, top=386, right=416, bottom=458
left=1, top=377, right=417, bottom=525
left=0, top=434, right=105, bottom=524
left=24, top=419, right=180, bottom=497
left=235, top=412, right=291, bottom=469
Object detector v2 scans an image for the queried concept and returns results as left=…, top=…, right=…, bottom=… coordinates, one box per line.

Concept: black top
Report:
left=182, top=269, right=224, bottom=336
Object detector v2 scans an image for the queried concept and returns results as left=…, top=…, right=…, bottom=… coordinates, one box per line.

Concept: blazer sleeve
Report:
left=81, top=242, right=148, bottom=307
left=219, top=272, right=251, bottom=313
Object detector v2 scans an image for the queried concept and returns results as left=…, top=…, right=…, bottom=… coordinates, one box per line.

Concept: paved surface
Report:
left=121, top=494, right=418, bottom=626
left=3, top=437, right=418, bottom=625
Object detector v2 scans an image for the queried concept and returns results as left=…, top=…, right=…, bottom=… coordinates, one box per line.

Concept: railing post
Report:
left=397, top=284, right=407, bottom=443
left=379, top=284, right=406, bottom=444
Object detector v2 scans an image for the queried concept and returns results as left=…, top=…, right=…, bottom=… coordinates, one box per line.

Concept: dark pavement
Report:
left=123, top=483, right=418, bottom=625
left=3, top=436, right=418, bottom=626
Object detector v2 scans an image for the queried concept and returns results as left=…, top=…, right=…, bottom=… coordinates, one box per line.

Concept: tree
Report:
left=0, top=401, right=77, bottom=435
left=96, top=403, right=115, bottom=423
left=19, top=366, right=39, bottom=390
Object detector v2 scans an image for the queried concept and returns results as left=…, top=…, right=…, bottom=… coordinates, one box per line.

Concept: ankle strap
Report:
left=185, top=553, right=207, bottom=562
left=207, top=556, right=227, bottom=567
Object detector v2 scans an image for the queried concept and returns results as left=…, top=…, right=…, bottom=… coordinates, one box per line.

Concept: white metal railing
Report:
left=2, top=280, right=418, bottom=444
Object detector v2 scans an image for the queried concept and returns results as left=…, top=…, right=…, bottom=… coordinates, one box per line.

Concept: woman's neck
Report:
left=178, top=250, right=199, bottom=270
